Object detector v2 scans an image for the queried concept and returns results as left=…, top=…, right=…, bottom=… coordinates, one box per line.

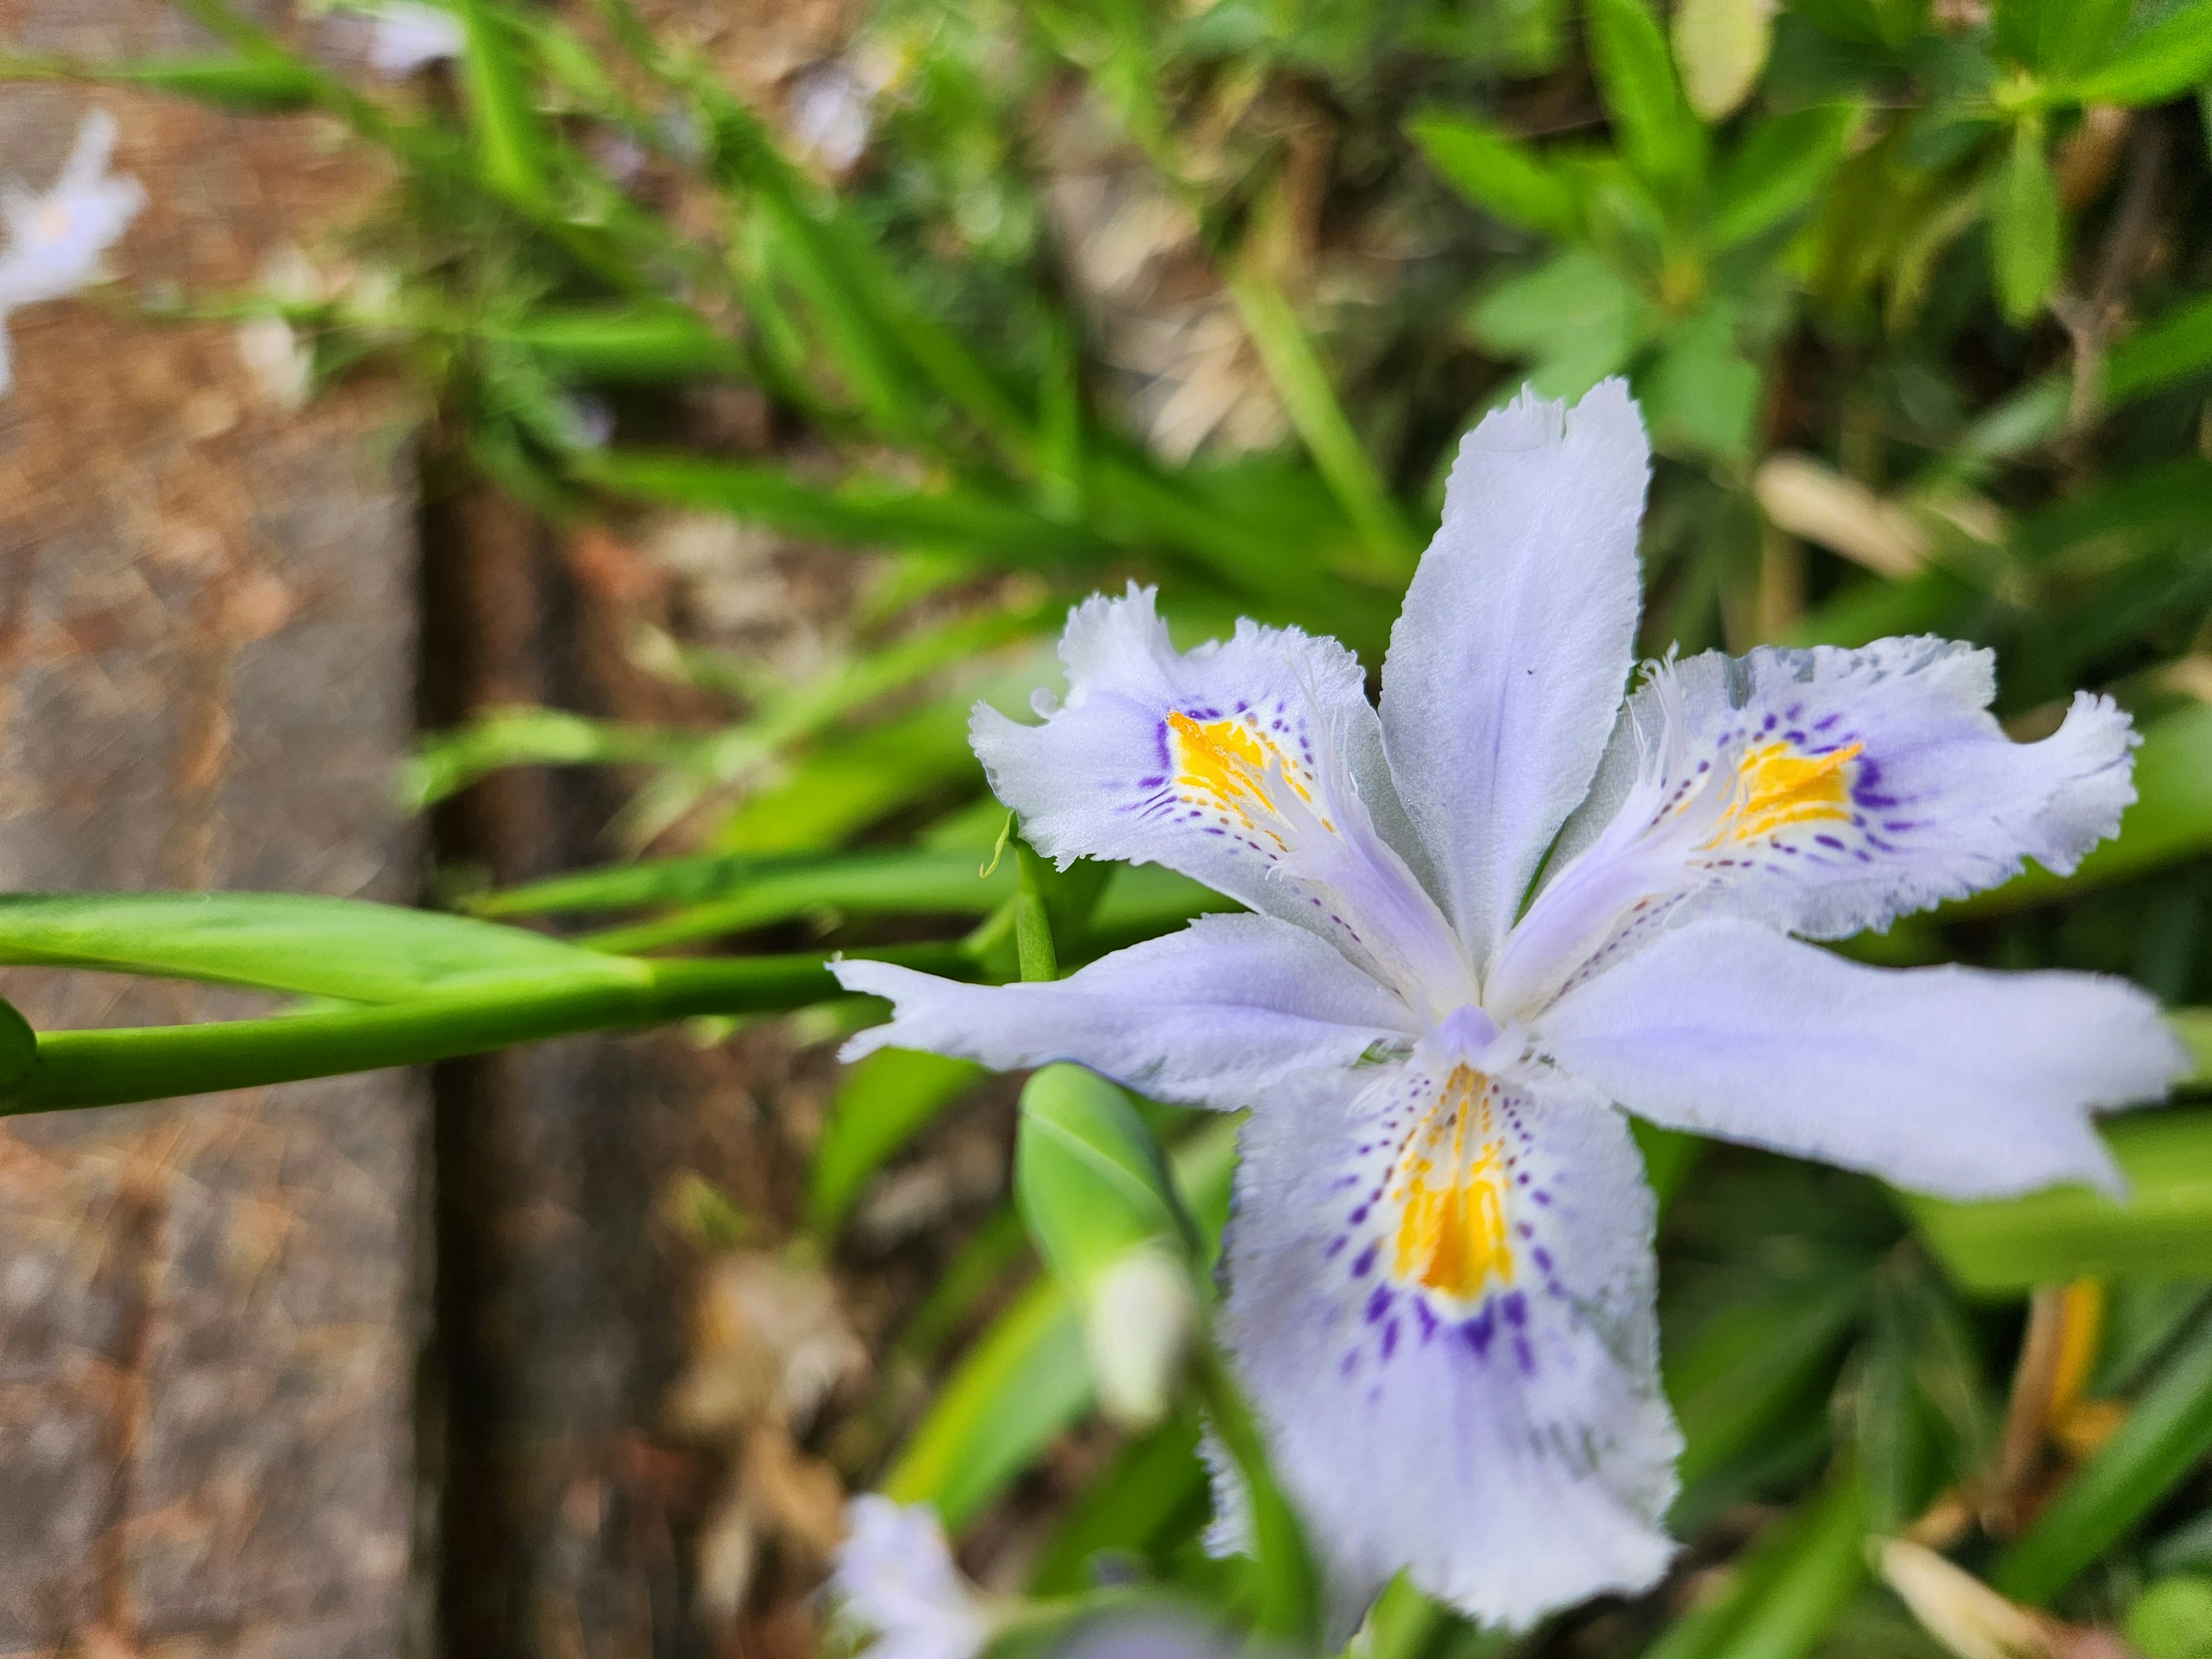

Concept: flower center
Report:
left=1702, top=738, right=1863, bottom=848
left=1164, top=707, right=1324, bottom=834
left=1387, top=1065, right=1515, bottom=1303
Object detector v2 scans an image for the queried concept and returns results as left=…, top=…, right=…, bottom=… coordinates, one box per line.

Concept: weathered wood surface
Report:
left=0, top=33, right=425, bottom=1656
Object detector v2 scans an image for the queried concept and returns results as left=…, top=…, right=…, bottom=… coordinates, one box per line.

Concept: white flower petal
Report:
left=363, top=0, right=467, bottom=75
left=972, top=584, right=1473, bottom=1012
left=1501, top=639, right=2139, bottom=1014
left=832, top=912, right=1418, bottom=1111
left=1219, top=1060, right=1679, bottom=1630
left=831, top=1496, right=991, bottom=1659
left=0, top=111, right=144, bottom=319
left=1378, top=380, right=1649, bottom=975
left=1537, top=918, right=2185, bottom=1199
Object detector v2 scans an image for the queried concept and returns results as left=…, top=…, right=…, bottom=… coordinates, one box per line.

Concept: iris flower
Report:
left=831, top=1497, right=994, bottom=1659
left=0, top=111, right=145, bottom=396
left=834, top=383, right=2183, bottom=1628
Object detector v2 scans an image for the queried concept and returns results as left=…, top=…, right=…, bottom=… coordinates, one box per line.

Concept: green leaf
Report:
left=1907, top=1105, right=2212, bottom=1291
left=1995, top=0, right=2131, bottom=73
left=1640, top=306, right=1763, bottom=463
left=578, top=850, right=1020, bottom=954
left=493, top=304, right=746, bottom=381
left=1586, top=0, right=1710, bottom=192
left=0, top=891, right=637, bottom=1002
left=1016, top=1065, right=1198, bottom=1287
left=1710, top=101, right=1866, bottom=249
left=85, top=52, right=320, bottom=109
left=2128, top=1576, right=2212, bottom=1659
left=0, top=998, right=34, bottom=1095
left=1026, top=1413, right=1208, bottom=1594
left=2071, top=1, right=2212, bottom=106
left=1407, top=111, right=1580, bottom=237
left=1194, top=1347, right=1324, bottom=1646
left=1991, top=123, right=2063, bottom=325
left=1670, top=1273, right=1872, bottom=1504
left=881, top=1275, right=1092, bottom=1528
left=1951, top=702, right=2212, bottom=913
left=809, top=1048, right=987, bottom=1234
left=1222, top=264, right=1419, bottom=581
left=582, top=450, right=1107, bottom=567
left=456, top=0, right=553, bottom=209
left=1465, top=249, right=1656, bottom=397
left=1994, top=1311, right=2212, bottom=1603
left=885, top=1118, right=1238, bottom=1528
left=3, top=945, right=968, bottom=1115
left=1642, top=1475, right=1870, bottom=1659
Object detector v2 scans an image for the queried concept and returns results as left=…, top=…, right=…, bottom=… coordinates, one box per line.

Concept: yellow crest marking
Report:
left=1164, top=710, right=1323, bottom=836
left=1709, top=739, right=1863, bottom=847
left=1389, top=1066, right=1514, bottom=1301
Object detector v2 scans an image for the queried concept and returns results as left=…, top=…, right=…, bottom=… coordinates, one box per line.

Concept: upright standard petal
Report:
left=1491, top=639, right=2138, bottom=1017
left=1537, top=918, right=2186, bottom=1199
left=832, top=913, right=1417, bottom=1112
left=1219, top=1060, right=1679, bottom=1629
left=1378, top=381, right=1649, bottom=973
left=972, top=585, right=1473, bottom=1012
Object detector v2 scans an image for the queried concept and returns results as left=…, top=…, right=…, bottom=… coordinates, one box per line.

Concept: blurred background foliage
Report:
left=11, top=0, right=2212, bottom=1653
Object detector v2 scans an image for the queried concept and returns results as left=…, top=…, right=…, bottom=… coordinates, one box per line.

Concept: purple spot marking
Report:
left=1502, top=1291, right=1528, bottom=1329
left=1514, top=1335, right=1536, bottom=1375
left=1352, top=1243, right=1378, bottom=1278
left=1365, top=1286, right=1395, bottom=1324
left=1464, top=1305, right=1496, bottom=1359
left=1382, top=1319, right=1400, bottom=1361
left=1349, top=1205, right=1369, bottom=1225
left=1325, top=1236, right=1347, bottom=1259
left=1416, top=1301, right=1438, bottom=1342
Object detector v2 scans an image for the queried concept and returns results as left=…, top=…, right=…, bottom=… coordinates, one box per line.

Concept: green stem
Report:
left=6, top=944, right=971, bottom=1114
left=1014, top=840, right=1059, bottom=983
left=1192, top=1346, right=1323, bottom=1645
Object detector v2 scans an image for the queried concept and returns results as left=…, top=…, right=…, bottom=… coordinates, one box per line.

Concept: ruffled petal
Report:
left=832, top=913, right=1418, bottom=1111
left=1490, top=639, right=2139, bottom=1018
left=1218, top=1059, right=1680, bottom=1630
left=1536, top=918, right=2185, bottom=1199
left=1378, top=381, right=1649, bottom=974
left=972, top=585, right=1474, bottom=1013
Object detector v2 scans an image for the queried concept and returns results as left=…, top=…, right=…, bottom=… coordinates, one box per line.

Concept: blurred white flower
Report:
left=360, top=0, right=465, bottom=78
left=0, top=109, right=146, bottom=396
left=831, top=1496, right=993, bottom=1659
left=237, top=315, right=313, bottom=411
left=1082, top=1243, right=1200, bottom=1432
left=789, top=62, right=873, bottom=174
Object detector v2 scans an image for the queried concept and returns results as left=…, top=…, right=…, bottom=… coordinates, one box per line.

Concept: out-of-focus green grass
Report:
left=17, top=0, right=2212, bottom=1651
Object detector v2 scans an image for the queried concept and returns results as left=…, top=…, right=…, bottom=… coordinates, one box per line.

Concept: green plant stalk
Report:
left=1641, top=1474, right=1869, bottom=1659
left=2, top=943, right=970, bottom=1114
left=1222, top=265, right=1420, bottom=581
left=1193, top=1344, right=1324, bottom=1646
left=1993, top=1310, right=2212, bottom=1603
left=1014, top=840, right=1060, bottom=983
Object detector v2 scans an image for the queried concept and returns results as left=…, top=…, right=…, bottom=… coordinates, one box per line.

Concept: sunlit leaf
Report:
left=1907, top=1105, right=2212, bottom=1292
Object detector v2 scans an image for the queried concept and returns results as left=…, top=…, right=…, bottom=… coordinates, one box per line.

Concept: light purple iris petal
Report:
left=1518, top=639, right=2139, bottom=1007
left=1537, top=917, right=2186, bottom=1199
left=1218, top=1062, right=1678, bottom=1630
left=832, top=912, right=1418, bottom=1112
left=971, top=584, right=1472, bottom=1012
left=1378, top=380, right=1648, bottom=976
